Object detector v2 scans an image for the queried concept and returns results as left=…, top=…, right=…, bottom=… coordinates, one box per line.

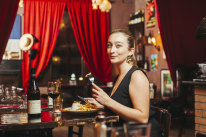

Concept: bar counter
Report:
left=182, top=80, right=206, bottom=85
left=182, top=80, right=206, bottom=135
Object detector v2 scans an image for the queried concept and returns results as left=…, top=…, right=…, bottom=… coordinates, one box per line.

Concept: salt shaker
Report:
left=94, top=114, right=107, bottom=137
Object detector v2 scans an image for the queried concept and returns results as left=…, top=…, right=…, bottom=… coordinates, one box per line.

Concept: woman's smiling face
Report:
left=107, top=32, right=131, bottom=64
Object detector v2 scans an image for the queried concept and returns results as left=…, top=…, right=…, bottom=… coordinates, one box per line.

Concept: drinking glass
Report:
left=47, top=82, right=60, bottom=112
left=124, top=122, right=150, bottom=137
left=54, top=92, right=63, bottom=113
left=106, top=127, right=116, bottom=137
left=0, top=84, right=5, bottom=102
left=113, top=127, right=126, bottom=137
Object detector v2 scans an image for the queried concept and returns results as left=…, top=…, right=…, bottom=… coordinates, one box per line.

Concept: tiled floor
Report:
left=53, top=124, right=194, bottom=137
left=53, top=125, right=94, bottom=137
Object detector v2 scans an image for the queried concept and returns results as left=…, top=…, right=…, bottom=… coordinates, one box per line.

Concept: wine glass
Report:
left=47, top=82, right=60, bottom=112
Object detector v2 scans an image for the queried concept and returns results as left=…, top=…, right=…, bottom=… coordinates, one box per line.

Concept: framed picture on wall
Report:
left=161, top=70, right=173, bottom=100
left=145, top=0, right=156, bottom=29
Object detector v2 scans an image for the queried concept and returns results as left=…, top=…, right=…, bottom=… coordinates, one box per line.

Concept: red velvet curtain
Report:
left=154, top=0, right=206, bottom=86
left=67, top=0, right=112, bottom=83
left=22, top=0, right=66, bottom=92
left=0, top=0, right=20, bottom=63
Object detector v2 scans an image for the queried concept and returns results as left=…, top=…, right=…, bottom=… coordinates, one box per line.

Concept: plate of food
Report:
left=61, top=101, right=103, bottom=114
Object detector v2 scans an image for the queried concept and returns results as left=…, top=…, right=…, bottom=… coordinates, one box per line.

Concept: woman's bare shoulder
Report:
left=130, top=69, right=149, bottom=84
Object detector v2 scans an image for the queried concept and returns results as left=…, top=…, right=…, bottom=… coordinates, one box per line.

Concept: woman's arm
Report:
left=91, top=70, right=149, bottom=123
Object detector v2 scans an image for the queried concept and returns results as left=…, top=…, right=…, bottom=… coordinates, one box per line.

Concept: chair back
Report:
left=151, top=106, right=171, bottom=137
left=124, top=122, right=151, bottom=137
left=196, top=132, right=206, bottom=137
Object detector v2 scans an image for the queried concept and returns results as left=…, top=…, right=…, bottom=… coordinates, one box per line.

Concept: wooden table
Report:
left=0, top=107, right=119, bottom=137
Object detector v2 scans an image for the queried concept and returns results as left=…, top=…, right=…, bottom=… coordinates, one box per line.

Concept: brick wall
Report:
left=195, top=86, right=206, bottom=135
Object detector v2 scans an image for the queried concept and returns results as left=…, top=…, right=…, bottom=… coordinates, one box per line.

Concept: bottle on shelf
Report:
left=144, top=57, right=150, bottom=71
left=27, top=68, right=41, bottom=119
left=149, top=83, right=154, bottom=99
left=130, top=13, right=135, bottom=25
left=11, top=86, right=18, bottom=103
left=133, top=11, right=139, bottom=24
left=48, top=95, right=53, bottom=108
left=141, top=9, right=145, bottom=22
left=0, top=84, right=5, bottom=101
left=129, top=13, right=132, bottom=25
left=69, top=73, right=77, bottom=85
left=137, top=10, right=141, bottom=23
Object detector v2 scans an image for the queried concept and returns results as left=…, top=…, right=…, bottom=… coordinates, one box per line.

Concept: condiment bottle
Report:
left=94, top=114, right=107, bottom=137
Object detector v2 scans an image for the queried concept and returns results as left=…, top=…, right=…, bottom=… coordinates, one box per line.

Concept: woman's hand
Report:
left=84, top=98, right=103, bottom=107
left=91, top=83, right=111, bottom=106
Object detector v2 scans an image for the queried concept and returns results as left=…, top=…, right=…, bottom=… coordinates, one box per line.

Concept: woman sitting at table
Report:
left=85, top=29, right=162, bottom=137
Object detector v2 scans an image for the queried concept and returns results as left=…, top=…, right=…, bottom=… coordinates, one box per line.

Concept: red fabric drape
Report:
left=22, top=0, right=66, bottom=92
left=0, top=0, right=20, bottom=63
left=67, top=0, right=112, bottom=83
left=154, top=0, right=206, bottom=86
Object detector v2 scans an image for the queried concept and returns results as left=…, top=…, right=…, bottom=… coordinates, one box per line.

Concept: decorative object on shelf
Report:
left=147, top=31, right=160, bottom=51
left=145, top=0, right=155, bottom=29
left=92, top=0, right=112, bottom=12
left=69, top=73, right=77, bottom=85
left=161, top=70, right=173, bottom=100
left=128, top=9, right=145, bottom=25
left=128, top=16, right=145, bottom=69
left=144, top=57, right=150, bottom=71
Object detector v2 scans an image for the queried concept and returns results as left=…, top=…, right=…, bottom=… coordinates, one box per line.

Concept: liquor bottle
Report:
left=130, top=13, right=135, bottom=24
left=134, top=11, right=139, bottom=24
left=149, top=83, right=154, bottom=99
left=27, top=68, right=41, bottom=119
left=129, top=14, right=132, bottom=25
left=141, top=9, right=145, bottom=22
left=137, top=10, right=141, bottom=23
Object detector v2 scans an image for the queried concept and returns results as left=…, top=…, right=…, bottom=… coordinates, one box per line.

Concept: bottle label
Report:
left=28, top=100, right=41, bottom=114
left=29, top=118, right=41, bottom=123
left=48, top=97, right=53, bottom=107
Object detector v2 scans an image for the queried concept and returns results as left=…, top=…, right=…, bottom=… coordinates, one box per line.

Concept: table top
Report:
left=0, top=107, right=119, bottom=131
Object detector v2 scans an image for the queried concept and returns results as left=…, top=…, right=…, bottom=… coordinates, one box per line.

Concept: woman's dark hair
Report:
left=110, top=29, right=137, bottom=66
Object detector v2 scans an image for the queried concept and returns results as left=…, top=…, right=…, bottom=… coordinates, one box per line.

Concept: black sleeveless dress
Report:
left=106, top=66, right=162, bottom=137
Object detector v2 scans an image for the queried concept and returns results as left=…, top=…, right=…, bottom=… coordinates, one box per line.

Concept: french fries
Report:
left=75, top=102, right=100, bottom=111
left=63, top=102, right=102, bottom=112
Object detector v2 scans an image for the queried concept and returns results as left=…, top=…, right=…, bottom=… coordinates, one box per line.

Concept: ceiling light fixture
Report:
left=92, top=0, right=112, bottom=12
left=19, top=0, right=24, bottom=7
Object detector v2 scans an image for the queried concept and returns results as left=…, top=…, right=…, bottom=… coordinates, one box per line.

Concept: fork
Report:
left=89, top=76, right=95, bottom=83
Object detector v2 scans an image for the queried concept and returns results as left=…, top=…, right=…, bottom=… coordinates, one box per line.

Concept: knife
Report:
left=77, top=95, right=88, bottom=103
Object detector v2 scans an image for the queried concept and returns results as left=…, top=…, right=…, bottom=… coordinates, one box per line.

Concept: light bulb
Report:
left=96, top=0, right=102, bottom=5
left=99, top=2, right=107, bottom=12
left=151, top=37, right=156, bottom=45
left=105, top=1, right=112, bottom=12
left=92, top=2, right=98, bottom=10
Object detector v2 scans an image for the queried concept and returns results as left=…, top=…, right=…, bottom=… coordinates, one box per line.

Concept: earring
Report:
left=126, top=55, right=133, bottom=63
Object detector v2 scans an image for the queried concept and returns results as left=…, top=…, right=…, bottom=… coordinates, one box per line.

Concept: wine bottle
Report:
left=27, top=68, right=41, bottom=119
